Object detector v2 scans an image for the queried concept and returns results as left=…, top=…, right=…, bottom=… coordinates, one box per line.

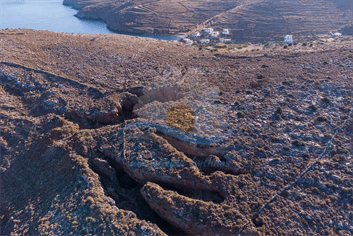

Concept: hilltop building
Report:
left=222, top=29, right=229, bottom=35
left=210, top=31, right=219, bottom=38
left=330, top=32, right=342, bottom=37
left=219, top=38, right=231, bottom=43
left=191, top=32, right=201, bottom=38
left=284, top=35, right=293, bottom=43
left=202, top=28, right=214, bottom=34
left=199, top=39, right=210, bottom=44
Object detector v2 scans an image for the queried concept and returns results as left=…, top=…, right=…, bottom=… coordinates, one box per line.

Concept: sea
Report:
left=0, top=0, right=179, bottom=40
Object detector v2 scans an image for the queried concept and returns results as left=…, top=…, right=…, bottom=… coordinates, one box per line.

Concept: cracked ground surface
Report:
left=1, top=29, right=353, bottom=235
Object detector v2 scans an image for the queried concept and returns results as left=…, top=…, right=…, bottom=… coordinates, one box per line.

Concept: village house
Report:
left=284, top=35, right=293, bottom=43
left=330, top=32, right=342, bottom=37
left=202, top=28, right=214, bottom=34
left=199, top=39, right=210, bottom=44
left=186, top=40, right=193, bottom=46
left=219, top=38, right=231, bottom=43
left=190, top=32, right=201, bottom=38
left=222, top=29, right=229, bottom=35
left=210, top=31, right=219, bottom=38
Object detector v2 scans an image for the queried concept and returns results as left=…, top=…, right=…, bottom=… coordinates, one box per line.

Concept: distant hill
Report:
left=63, top=0, right=353, bottom=42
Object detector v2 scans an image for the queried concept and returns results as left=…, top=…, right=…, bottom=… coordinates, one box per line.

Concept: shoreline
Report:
left=63, top=0, right=182, bottom=41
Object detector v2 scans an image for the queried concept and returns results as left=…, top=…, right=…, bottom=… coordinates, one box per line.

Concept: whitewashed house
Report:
left=186, top=40, right=194, bottom=46
left=210, top=31, right=219, bottom=38
left=191, top=32, right=201, bottom=38
left=222, top=29, right=229, bottom=35
left=284, top=35, right=293, bottom=43
left=330, top=32, right=342, bottom=37
left=219, top=38, right=231, bottom=43
left=202, top=28, right=214, bottom=34
left=199, top=39, right=210, bottom=44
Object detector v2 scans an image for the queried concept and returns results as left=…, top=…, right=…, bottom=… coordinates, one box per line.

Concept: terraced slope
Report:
left=211, top=0, right=353, bottom=42
left=64, top=0, right=353, bottom=42
left=64, top=0, right=239, bottom=34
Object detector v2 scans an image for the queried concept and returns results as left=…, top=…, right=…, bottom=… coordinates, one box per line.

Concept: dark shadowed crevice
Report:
left=163, top=185, right=224, bottom=204
left=118, top=94, right=139, bottom=123
left=89, top=156, right=187, bottom=236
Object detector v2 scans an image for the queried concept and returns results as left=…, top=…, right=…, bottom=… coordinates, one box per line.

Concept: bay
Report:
left=0, top=0, right=179, bottom=40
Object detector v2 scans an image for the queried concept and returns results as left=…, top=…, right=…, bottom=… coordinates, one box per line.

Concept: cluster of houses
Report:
left=283, top=31, right=342, bottom=45
left=182, top=28, right=231, bottom=45
left=182, top=29, right=344, bottom=47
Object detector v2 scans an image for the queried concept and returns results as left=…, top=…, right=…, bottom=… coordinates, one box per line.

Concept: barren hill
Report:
left=1, top=29, right=353, bottom=235
left=63, top=0, right=353, bottom=42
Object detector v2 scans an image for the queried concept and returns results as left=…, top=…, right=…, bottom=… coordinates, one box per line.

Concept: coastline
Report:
left=63, top=0, right=182, bottom=41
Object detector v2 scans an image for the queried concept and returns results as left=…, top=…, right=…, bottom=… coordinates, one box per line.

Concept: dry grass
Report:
left=166, top=104, right=194, bottom=133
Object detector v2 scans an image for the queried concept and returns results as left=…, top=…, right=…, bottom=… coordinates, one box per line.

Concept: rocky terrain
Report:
left=1, top=29, right=353, bottom=235
left=63, top=0, right=353, bottom=42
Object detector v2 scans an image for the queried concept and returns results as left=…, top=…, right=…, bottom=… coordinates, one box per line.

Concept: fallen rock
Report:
left=100, top=121, right=215, bottom=191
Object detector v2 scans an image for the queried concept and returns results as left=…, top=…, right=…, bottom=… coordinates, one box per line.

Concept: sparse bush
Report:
left=308, top=104, right=317, bottom=112
left=237, top=111, right=245, bottom=118
left=321, top=97, right=330, bottom=103
left=317, top=116, right=329, bottom=122
left=275, top=107, right=283, bottom=116
left=292, top=140, right=305, bottom=147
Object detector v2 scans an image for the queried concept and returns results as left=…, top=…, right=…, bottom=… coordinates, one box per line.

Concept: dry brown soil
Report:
left=0, top=29, right=353, bottom=235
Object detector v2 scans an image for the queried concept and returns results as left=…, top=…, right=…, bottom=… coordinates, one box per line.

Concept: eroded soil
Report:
left=1, top=29, right=353, bottom=235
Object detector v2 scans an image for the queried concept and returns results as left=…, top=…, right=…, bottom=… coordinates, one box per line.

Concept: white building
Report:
left=199, top=39, right=210, bottom=44
left=330, top=32, right=342, bottom=37
left=191, top=32, right=201, bottom=38
left=222, top=29, right=229, bottom=35
left=219, top=38, right=231, bottom=43
left=186, top=40, right=194, bottom=46
left=202, top=28, right=214, bottom=34
left=284, top=35, right=293, bottom=43
left=210, top=31, right=219, bottom=38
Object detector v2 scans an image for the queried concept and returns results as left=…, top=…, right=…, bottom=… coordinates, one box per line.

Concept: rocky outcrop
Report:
left=141, top=182, right=258, bottom=235
left=100, top=120, right=215, bottom=190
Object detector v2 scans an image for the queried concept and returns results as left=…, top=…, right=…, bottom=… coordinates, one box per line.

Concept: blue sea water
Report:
left=0, top=0, right=179, bottom=40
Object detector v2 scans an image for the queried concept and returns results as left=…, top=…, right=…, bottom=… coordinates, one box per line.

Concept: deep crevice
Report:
left=84, top=88, right=230, bottom=234
left=90, top=156, right=187, bottom=236
left=159, top=183, right=225, bottom=204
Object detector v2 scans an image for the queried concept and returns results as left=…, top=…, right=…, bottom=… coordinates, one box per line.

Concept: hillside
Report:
left=63, top=0, right=353, bottom=42
left=0, top=29, right=353, bottom=235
